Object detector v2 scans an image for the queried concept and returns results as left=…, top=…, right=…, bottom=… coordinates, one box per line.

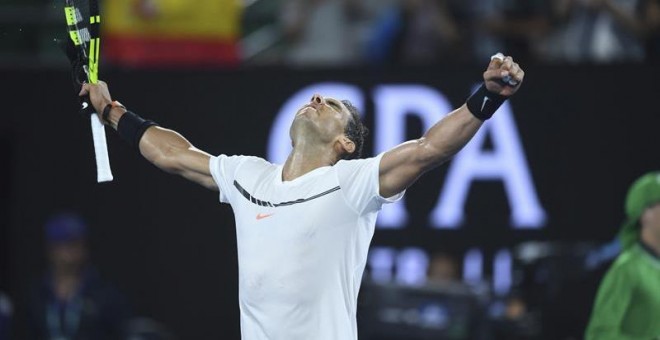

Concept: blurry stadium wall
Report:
left=1, top=64, right=659, bottom=338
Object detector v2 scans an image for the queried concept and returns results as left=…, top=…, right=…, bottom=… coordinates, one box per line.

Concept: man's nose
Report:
left=310, top=94, right=324, bottom=108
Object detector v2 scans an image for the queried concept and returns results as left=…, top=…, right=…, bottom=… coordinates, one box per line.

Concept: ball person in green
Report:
left=586, top=172, right=660, bottom=339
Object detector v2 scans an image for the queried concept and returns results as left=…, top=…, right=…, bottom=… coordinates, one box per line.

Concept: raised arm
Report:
left=80, top=82, right=218, bottom=190
left=379, top=54, right=524, bottom=198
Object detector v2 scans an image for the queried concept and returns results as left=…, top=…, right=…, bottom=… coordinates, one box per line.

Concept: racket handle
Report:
left=501, top=75, right=518, bottom=87
left=90, top=114, right=113, bottom=182
left=79, top=95, right=94, bottom=116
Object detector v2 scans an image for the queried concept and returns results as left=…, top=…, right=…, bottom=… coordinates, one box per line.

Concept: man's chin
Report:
left=297, top=106, right=317, bottom=116
left=290, top=117, right=320, bottom=137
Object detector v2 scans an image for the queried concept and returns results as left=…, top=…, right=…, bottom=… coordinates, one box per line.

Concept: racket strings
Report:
left=63, top=0, right=97, bottom=87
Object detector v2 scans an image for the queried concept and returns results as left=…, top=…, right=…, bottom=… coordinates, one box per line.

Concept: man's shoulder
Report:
left=220, top=154, right=274, bottom=168
left=333, top=155, right=381, bottom=170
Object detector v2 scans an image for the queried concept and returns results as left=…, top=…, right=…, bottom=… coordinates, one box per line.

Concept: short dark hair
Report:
left=341, top=100, right=368, bottom=160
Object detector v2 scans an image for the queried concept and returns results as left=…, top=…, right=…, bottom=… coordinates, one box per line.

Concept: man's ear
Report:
left=340, top=136, right=355, bottom=154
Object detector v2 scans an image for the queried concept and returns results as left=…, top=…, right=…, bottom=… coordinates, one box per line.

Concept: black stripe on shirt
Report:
left=233, top=180, right=340, bottom=207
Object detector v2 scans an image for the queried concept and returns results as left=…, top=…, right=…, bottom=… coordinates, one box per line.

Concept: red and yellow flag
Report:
left=104, top=0, right=241, bottom=66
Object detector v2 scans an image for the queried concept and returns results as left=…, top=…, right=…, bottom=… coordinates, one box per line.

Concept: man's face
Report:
left=48, top=239, right=87, bottom=272
left=290, top=94, right=352, bottom=146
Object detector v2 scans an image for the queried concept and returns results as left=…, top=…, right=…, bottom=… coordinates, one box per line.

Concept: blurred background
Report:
left=1, top=0, right=659, bottom=339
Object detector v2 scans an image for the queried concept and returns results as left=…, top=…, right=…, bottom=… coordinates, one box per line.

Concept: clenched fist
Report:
left=483, top=53, right=524, bottom=97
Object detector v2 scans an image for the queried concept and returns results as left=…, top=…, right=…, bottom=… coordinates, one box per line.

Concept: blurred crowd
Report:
left=271, top=0, right=660, bottom=66
left=97, top=0, right=660, bottom=66
left=1, top=0, right=659, bottom=67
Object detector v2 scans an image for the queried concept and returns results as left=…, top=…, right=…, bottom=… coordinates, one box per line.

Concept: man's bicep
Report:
left=178, top=147, right=212, bottom=176
left=379, top=139, right=435, bottom=198
left=136, top=126, right=218, bottom=190
left=177, top=147, right=218, bottom=190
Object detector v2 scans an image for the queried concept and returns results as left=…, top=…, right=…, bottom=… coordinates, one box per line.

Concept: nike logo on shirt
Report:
left=256, top=213, right=275, bottom=220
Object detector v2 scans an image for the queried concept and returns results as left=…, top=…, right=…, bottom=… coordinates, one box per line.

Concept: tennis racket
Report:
left=61, top=0, right=113, bottom=182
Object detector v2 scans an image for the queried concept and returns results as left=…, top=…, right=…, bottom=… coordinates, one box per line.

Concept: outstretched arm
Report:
left=379, top=54, right=524, bottom=198
left=80, top=82, right=217, bottom=190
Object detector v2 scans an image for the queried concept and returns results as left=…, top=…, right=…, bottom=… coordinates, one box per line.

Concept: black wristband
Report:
left=466, top=84, right=507, bottom=121
left=117, top=111, right=158, bottom=149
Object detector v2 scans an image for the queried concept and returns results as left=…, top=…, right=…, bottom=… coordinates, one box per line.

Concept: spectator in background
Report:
left=104, top=0, right=242, bottom=67
left=426, top=252, right=460, bottom=284
left=25, top=213, right=131, bottom=340
left=585, top=173, right=660, bottom=339
left=366, top=0, right=462, bottom=65
left=0, top=292, right=11, bottom=340
left=471, top=0, right=553, bottom=63
left=541, top=0, right=646, bottom=63
left=642, top=0, right=660, bottom=60
left=281, top=0, right=364, bottom=66
left=491, top=292, right=539, bottom=339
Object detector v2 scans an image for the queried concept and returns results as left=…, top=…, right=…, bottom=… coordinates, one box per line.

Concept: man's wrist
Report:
left=101, top=101, right=128, bottom=129
left=466, top=84, right=507, bottom=121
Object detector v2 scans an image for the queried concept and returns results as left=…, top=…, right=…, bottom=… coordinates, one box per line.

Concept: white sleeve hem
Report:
left=209, top=156, right=221, bottom=187
left=209, top=155, right=230, bottom=203
left=378, top=190, right=405, bottom=203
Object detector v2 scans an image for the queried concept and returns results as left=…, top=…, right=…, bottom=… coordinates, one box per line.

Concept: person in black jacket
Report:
left=26, top=213, right=131, bottom=340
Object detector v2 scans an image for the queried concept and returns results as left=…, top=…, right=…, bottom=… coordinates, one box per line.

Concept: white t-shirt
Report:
left=209, top=153, right=403, bottom=340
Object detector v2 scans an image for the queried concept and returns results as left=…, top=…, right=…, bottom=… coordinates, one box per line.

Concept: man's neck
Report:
left=282, top=143, right=337, bottom=182
left=52, top=269, right=82, bottom=301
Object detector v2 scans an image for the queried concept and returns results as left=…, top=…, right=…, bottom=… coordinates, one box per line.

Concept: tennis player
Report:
left=80, top=54, right=524, bottom=340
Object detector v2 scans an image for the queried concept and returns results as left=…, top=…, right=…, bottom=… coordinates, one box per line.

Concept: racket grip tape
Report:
left=90, top=114, right=113, bottom=182
left=79, top=95, right=94, bottom=117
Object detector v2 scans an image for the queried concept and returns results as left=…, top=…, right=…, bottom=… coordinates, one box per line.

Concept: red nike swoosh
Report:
left=256, top=213, right=275, bottom=220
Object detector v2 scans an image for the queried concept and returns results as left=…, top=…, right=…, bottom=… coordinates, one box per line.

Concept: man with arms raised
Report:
left=81, top=54, right=524, bottom=339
